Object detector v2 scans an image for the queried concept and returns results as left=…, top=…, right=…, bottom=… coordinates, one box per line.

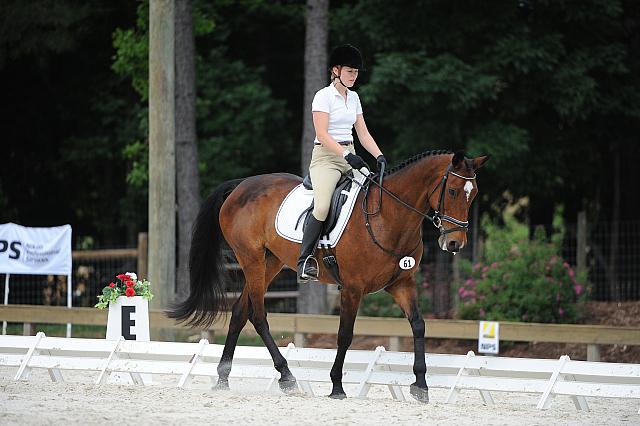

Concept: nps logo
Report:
left=0, top=240, right=22, bottom=259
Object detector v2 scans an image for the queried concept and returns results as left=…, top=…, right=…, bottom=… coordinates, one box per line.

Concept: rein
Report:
left=352, top=165, right=477, bottom=258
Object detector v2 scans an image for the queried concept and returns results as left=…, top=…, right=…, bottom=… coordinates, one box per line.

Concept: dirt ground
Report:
left=302, top=302, right=640, bottom=363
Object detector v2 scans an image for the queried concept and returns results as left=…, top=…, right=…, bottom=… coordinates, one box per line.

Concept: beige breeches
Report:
left=309, top=143, right=355, bottom=221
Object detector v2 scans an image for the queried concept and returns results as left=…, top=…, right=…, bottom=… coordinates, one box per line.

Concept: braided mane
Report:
left=386, top=149, right=452, bottom=175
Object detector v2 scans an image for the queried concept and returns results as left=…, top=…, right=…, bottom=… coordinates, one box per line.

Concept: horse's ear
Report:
left=452, top=151, right=465, bottom=167
left=472, top=155, right=490, bottom=170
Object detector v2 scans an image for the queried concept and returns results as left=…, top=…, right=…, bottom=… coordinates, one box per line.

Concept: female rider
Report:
left=297, top=44, right=387, bottom=284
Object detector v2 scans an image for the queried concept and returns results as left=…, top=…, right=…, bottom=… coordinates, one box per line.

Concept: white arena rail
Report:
left=1, top=333, right=639, bottom=413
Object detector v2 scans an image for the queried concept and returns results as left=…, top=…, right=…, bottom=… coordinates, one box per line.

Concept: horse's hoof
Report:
left=213, top=379, right=230, bottom=391
left=278, top=378, right=298, bottom=393
left=328, top=385, right=347, bottom=399
left=328, top=392, right=347, bottom=400
left=409, top=384, right=429, bottom=403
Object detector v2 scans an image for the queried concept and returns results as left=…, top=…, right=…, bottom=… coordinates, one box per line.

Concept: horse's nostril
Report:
left=448, top=240, right=460, bottom=252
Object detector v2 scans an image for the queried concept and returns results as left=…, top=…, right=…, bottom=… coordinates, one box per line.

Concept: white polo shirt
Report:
left=311, top=83, right=363, bottom=144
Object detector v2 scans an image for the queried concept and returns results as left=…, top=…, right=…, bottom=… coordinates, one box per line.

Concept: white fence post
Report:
left=178, top=338, right=209, bottom=388
left=95, top=336, right=123, bottom=385
left=13, top=331, right=45, bottom=380
left=537, top=355, right=570, bottom=409
left=356, top=346, right=384, bottom=398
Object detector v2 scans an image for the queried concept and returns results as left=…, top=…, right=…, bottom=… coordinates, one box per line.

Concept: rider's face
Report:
left=333, top=66, right=359, bottom=87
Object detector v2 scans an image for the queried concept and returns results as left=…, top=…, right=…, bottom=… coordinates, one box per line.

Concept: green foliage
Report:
left=456, top=207, right=589, bottom=324
left=95, top=272, right=154, bottom=309
left=0, top=0, right=95, bottom=69
left=335, top=0, right=640, bottom=219
left=112, top=1, right=292, bottom=195
left=359, top=277, right=430, bottom=318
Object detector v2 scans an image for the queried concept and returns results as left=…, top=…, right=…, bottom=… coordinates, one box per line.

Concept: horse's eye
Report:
left=448, top=188, right=457, bottom=197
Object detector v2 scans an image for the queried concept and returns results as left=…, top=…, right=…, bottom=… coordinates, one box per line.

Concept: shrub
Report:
left=456, top=207, right=588, bottom=323
left=359, top=268, right=430, bottom=318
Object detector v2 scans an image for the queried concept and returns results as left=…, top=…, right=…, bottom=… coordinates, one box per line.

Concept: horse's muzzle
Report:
left=439, top=235, right=463, bottom=253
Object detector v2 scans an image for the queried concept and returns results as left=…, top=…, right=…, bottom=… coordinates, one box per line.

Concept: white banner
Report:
left=0, top=223, right=72, bottom=275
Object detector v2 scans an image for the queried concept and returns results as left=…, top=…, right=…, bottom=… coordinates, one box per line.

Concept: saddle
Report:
left=297, top=171, right=354, bottom=238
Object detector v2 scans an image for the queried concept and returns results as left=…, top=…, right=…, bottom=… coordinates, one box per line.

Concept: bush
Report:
left=456, top=207, right=588, bottom=323
left=359, top=269, right=430, bottom=318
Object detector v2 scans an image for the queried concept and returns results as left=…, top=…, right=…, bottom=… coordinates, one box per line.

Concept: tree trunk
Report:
left=174, top=0, right=200, bottom=300
left=298, top=0, right=329, bottom=314
left=607, top=144, right=620, bottom=301
left=148, top=0, right=176, bottom=310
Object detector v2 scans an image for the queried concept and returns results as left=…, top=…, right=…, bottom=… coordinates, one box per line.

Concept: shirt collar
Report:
left=328, top=82, right=350, bottom=98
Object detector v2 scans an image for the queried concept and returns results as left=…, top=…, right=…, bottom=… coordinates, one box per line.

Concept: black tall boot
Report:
left=297, top=214, right=324, bottom=284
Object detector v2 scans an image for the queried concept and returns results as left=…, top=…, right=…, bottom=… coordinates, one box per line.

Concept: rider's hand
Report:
left=344, top=153, right=368, bottom=170
left=376, top=154, right=387, bottom=173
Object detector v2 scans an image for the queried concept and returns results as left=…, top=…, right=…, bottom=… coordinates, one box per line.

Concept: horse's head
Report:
left=429, top=151, right=489, bottom=253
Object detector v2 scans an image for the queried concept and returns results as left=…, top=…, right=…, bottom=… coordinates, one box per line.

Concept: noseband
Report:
left=357, top=164, right=476, bottom=259
left=426, top=164, right=476, bottom=236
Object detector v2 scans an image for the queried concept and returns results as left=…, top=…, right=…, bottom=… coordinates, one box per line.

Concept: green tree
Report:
left=112, top=1, right=292, bottom=195
left=333, top=0, right=640, bottom=225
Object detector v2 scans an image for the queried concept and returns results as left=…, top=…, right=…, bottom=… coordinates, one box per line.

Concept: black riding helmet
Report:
left=329, top=44, right=364, bottom=70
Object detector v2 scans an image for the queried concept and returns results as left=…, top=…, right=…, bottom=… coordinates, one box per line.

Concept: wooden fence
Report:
left=1, top=304, right=639, bottom=362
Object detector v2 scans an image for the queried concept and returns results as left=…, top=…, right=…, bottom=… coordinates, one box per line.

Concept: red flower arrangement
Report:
left=95, top=272, right=153, bottom=309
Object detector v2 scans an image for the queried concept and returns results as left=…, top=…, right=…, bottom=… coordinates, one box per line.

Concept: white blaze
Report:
left=464, top=181, right=474, bottom=202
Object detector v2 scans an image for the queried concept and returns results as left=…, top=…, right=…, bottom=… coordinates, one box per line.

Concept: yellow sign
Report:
left=478, top=321, right=500, bottom=354
left=481, top=321, right=496, bottom=339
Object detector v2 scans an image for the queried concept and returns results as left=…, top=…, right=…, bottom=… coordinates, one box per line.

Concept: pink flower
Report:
left=479, top=309, right=485, bottom=317
left=558, top=307, right=565, bottom=316
left=568, top=269, right=575, bottom=278
left=482, top=266, right=489, bottom=274
left=490, top=262, right=498, bottom=269
left=458, top=287, right=465, bottom=296
left=574, top=285, right=583, bottom=296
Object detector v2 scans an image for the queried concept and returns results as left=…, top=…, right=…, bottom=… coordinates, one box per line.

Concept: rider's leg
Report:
left=296, top=144, right=350, bottom=283
left=296, top=212, right=325, bottom=283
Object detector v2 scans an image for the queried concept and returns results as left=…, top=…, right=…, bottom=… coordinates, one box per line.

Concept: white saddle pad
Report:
left=275, top=169, right=368, bottom=248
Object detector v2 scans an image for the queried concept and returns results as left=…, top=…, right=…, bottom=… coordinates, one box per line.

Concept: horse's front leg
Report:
left=386, top=278, right=429, bottom=403
left=329, top=286, right=363, bottom=399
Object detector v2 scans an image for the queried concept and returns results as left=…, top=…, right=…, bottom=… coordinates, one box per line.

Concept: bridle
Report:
left=357, top=163, right=477, bottom=258
left=425, top=164, right=477, bottom=236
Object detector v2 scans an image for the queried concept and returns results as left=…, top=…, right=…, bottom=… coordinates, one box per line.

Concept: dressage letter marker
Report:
left=121, top=305, right=136, bottom=340
left=106, top=296, right=151, bottom=384
left=478, top=321, right=499, bottom=354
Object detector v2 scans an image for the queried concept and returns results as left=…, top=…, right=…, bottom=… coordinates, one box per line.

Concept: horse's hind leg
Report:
left=215, top=290, right=251, bottom=389
left=239, top=251, right=298, bottom=392
left=386, top=278, right=429, bottom=403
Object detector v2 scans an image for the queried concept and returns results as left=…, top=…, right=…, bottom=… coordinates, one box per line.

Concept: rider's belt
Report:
left=314, top=141, right=353, bottom=146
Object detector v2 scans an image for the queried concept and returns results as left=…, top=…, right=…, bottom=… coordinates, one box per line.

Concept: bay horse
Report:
left=169, top=150, right=488, bottom=402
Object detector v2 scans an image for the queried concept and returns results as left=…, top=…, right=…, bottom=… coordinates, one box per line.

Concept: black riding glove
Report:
left=376, top=154, right=387, bottom=173
left=344, top=153, right=368, bottom=170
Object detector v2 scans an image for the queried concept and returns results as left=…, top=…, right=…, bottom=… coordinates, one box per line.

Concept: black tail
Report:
left=167, top=178, right=245, bottom=328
